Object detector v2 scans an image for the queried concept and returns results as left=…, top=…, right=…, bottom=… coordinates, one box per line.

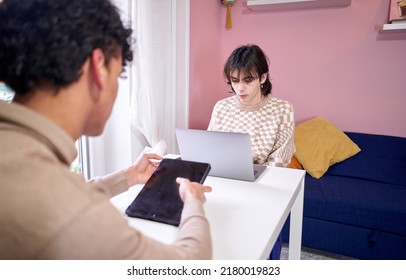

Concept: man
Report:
left=0, top=0, right=212, bottom=259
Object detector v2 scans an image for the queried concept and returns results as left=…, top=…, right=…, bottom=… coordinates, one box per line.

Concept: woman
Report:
left=208, top=44, right=295, bottom=259
left=208, top=44, right=295, bottom=168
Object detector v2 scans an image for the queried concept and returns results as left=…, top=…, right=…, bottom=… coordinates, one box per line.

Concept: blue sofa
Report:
left=282, top=132, right=406, bottom=260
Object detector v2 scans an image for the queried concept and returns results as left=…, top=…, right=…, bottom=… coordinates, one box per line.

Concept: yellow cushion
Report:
left=294, top=117, right=361, bottom=179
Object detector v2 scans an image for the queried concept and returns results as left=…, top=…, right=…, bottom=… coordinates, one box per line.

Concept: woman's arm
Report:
left=266, top=103, right=296, bottom=167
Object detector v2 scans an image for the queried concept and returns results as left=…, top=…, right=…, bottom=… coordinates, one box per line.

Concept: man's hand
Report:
left=177, top=177, right=212, bottom=203
left=124, top=153, right=162, bottom=186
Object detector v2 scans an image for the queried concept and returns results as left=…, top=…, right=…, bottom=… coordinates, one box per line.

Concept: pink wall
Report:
left=189, top=0, right=406, bottom=137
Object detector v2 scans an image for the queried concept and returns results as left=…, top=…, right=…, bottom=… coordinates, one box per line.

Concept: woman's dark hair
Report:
left=0, top=0, right=133, bottom=96
left=223, top=44, right=272, bottom=96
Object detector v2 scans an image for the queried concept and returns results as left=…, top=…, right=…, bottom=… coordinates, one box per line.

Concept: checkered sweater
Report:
left=208, top=95, right=295, bottom=167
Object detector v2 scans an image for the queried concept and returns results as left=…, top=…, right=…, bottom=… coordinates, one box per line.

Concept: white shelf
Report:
left=381, top=22, right=406, bottom=33
left=247, top=0, right=351, bottom=12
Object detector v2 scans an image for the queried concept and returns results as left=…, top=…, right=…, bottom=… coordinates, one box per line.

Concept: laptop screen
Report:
left=176, top=128, right=266, bottom=181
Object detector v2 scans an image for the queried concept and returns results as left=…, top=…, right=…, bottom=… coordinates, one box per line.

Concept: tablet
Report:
left=125, top=158, right=211, bottom=226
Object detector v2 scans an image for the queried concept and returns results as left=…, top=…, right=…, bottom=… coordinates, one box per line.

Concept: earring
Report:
left=261, top=84, right=264, bottom=89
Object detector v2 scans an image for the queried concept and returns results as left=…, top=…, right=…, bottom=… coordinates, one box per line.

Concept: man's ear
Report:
left=90, top=48, right=106, bottom=91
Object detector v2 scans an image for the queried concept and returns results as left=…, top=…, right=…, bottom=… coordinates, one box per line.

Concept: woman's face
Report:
left=230, top=70, right=266, bottom=106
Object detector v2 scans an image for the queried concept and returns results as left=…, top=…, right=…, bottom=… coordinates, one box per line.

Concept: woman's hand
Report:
left=124, top=153, right=162, bottom=186
left=177, top=177, right=212, bottom=203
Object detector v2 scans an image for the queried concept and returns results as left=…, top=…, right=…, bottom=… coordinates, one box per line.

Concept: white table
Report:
left=110, top=166, right=305, bottom=260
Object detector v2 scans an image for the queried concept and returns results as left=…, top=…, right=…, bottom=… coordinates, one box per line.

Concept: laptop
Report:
left=175, top=128, right=267, bottom=181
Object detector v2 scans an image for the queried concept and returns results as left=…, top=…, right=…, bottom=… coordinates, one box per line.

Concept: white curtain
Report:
left=130, top=0, right=176, bottom=156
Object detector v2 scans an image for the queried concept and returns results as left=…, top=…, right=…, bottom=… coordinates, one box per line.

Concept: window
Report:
left=0, top=83, right=14, bottom=103
left=74, top=136, right=90, bottom=180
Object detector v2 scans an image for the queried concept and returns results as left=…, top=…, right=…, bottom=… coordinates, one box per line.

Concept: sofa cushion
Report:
left=288, top=155, right=303, bottom=169
left=283, top=216, right=406, bottom=259
left=304, top=174, right=406, bottom=236
left=326, top=132, right=406, bottom=186
left=294, top=117, right=361, bottom=179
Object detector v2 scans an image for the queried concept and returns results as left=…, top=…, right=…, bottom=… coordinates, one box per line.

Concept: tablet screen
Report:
left=125, top=158, right=211, bottom=226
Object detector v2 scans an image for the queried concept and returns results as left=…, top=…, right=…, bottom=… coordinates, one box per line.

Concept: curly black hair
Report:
left=0, top=0, right=133, bottom=96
